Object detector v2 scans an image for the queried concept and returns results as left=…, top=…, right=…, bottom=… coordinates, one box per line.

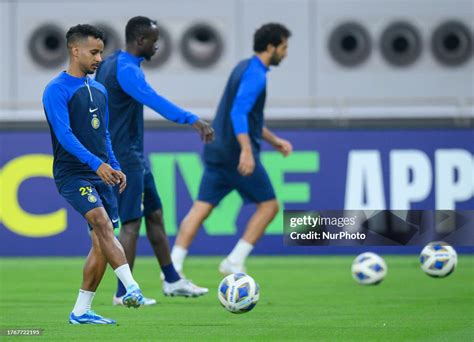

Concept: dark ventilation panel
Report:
left=380, top=21, right=422, bottom=67
left=328, top=22, right=372, bottom=67
left=28, top=24, right=67, bottom=68
left=180, top=23, right=224, bottom=68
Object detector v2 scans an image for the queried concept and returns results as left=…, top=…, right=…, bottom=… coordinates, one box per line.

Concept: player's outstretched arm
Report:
left=262, top=127, right=293, bottom=157
left=192, top=119, right=215, bottom=143
left=117, top=61, right=198, bottom=125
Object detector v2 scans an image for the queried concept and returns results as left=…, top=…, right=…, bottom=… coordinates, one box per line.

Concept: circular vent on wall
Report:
left=28, top=24, right=67, bottom=68
left=180, top=23, right=224, bottom=68
left=380, top=21, right=422, bottom=67
left=328, top=22, right=372, bottom=67
left=431, top=21, right=472, bottom=66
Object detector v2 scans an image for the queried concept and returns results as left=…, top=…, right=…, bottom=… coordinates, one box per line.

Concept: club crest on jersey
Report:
left=91, top=114, right=100, bottom=129
left=87, top=194, right=97, bottom=203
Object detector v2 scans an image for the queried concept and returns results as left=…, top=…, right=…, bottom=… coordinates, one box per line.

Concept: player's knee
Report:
left=191, top=202, right=213, bottom=221
left=260, top=200, right=279, bottom=217
left=270, top=201, right=279, bottom=216
left=146, top=220, right=167, bottom=242
left=145, top=210, right=164, bottom=228
left=146, top=229, right=167, bottom=246
left=121, top=219, right=141, bottom=238
left=146, top=223, right=166, bottom=238
left=90, top=215, right=112, bottom=232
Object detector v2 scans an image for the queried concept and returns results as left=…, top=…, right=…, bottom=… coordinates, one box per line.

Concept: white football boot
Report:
left=162, top=278, right=209, bottom=297
left=218, top=258, right=247, bottom=275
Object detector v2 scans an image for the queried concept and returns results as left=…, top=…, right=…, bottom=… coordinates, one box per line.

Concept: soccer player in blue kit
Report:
left=95, top=16, right=214, bottom=304
left=171, top=23, right=293, bottom=275
left=42, top=24, right=144, bottom=325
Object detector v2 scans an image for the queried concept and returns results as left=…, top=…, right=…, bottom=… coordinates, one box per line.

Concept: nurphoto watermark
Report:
left=284, top=210, right=474, bottom=246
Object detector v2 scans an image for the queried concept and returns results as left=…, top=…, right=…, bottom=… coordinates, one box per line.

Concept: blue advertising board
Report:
left=1, top=128, right=473, bottom=256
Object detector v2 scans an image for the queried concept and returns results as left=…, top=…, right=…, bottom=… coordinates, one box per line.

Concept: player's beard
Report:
left=144, top=48, right=157, bottom=61
left=83, top=63, right=99, bottom=75
left=269, top=52, right=282, bottom=66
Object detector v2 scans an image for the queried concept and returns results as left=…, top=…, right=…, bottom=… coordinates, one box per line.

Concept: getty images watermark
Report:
left=284, top=211, right=366, bottom=246
left=283, top=210, right=474, bottom=246
left=287, top=214, right=365, bottom=241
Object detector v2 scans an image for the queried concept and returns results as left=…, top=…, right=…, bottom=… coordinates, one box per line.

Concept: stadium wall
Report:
left=1, top=0, right=473, bottom=119
left=1, top=127, right=473, bottom=256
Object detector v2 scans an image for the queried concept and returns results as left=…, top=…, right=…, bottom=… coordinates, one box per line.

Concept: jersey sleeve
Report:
left=229, top=67, right=266, bottom=135
left=117, top=61, right=199, bottom=125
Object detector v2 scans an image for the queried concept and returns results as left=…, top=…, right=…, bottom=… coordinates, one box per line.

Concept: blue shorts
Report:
left=115, top=170, right=163, bottom=224
left=197, top=161, right=276, bottom=206
left=59, top=177, right=120, bottom=229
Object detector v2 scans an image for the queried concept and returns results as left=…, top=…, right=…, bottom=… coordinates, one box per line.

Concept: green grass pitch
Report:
left=1, top=256, right=473, bottom=341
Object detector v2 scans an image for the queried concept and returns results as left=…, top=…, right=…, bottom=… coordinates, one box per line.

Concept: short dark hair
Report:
left=66, top=24, right=104, bottom=48
left=253, top=23, right=291, bottom=52
left=126, top=16, right=158, bottom=43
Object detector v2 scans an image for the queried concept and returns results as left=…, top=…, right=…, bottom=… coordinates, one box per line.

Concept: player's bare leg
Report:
left=81, top=230, right=107, bottom=292
left=220, top=199, right=279, bottom=275
left=85, top=207, right=144, bottom=308
left=112, top=217, right=156, bottom=305
left=70, top=210, right=144, bottom=323
left=172, top=201, right=214, bottom=272
left=70, top=230, right=112, bottom=323
left=146, top=208, right=209, bottom=297
left=117, top=218, right=141, bottom=271
left=145, top=209, right=172, bottom=266
left=242, top=199, right=279, bottom=244
left=85, top=207, right=127, bottom=268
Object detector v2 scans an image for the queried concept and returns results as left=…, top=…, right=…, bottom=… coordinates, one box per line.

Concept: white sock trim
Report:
left=227, top=239, right=254, bottom=266
left=114, top=264, right=138, bottom=289
left=72, top=289, right=95, bottom=316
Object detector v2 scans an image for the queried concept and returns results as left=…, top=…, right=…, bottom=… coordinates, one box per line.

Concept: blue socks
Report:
left=116, top=279, right=127, bottom=297
left=161, top=263, right=181, bottom=283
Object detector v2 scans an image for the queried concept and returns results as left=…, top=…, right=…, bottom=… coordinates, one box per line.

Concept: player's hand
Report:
left=272, top=138, right=293, bottom=157
left=238, top=149, right=255, bottom=176
left=116, top=170, right=127, bottom=194
left=96, top=163, right=121, bottom=186
left=192, top=119, right=215, bottom=143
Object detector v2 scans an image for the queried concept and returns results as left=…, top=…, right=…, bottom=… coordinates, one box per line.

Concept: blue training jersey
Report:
left=204, top=56, right=268, bottom=167
left=95, top=50, right=199, bottom=172
left=42, top=71, right=120, bottom=189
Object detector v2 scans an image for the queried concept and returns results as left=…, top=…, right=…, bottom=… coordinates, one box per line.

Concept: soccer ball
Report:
left=218, top=273, right=259, bottom=314
left=351, top=252, right=387, bottom=285
left=420, top=241, right=457, bottom=278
